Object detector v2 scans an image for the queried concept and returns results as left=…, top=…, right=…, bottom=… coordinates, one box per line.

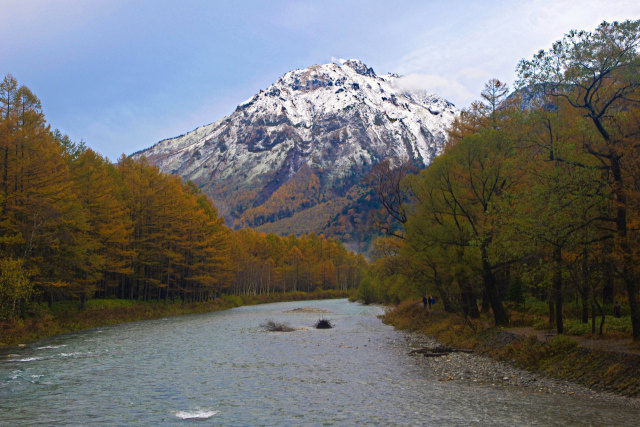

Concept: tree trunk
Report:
left=441, top=295, right=456, bottom=313
left=602, top=262, right=614, bottom=305
left=480, top=290, right=490, bottom=313
left=581, top=299, right=589, bottom=324
left=580, top=248, right=589, bottom=324
left=461, top=286, right=479, bottom=318
left=610, top=155, right=640, bottom=340
left=593, top=298, right=605, bottom=336
left=432, top=270, right=456, bottom=313
left=1, top=146, right=7, bottom=217
left=457, top=269, right=479, bottom=318
left=481, top=247, right=509, bottom=326
left=553, top=246, right=563, bottom=334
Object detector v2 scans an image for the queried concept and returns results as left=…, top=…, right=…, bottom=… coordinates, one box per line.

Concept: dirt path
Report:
left=507, top=326, right=640, bottom=356
left=411, top=303, right=640, bottom=356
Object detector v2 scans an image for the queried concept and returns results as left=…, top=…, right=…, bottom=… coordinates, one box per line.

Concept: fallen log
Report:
left=409, top=346, right=473, bottom=356
left=421, top=352, right=448, bottom=357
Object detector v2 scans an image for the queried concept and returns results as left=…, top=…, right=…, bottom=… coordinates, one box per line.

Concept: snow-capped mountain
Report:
left=133, top=59, right=458, bottom=233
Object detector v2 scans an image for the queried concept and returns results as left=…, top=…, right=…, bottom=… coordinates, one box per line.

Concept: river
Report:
left=1, top=299, right=638, bottom=425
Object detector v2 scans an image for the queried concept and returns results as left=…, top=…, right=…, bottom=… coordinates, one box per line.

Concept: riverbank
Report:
left=383, top=299, right=640, bottom=400
left=0, top=289, right=353, bottom=347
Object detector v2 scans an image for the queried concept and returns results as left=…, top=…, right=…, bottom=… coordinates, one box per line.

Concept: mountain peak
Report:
left=134, top=60, right=458, bottom=244
left=341, top=59, right=376, bottom=77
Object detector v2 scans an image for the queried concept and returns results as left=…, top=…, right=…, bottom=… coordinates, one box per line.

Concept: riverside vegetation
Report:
left=0, top=72, right=365, bottom=345
left=383, top=300, right=640, bottom=397
left=360, top=19, right=640, bottom=339
left=0, top=289, right=351, bottom=346
left=357, top=20, right=640, bottom=397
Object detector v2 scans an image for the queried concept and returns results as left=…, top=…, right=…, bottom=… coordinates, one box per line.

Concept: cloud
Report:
left=388, top=0, right=640, bottom=108
left=392, top=73, right=476, bottom=107
left=331, top=56, right=347, bottom=65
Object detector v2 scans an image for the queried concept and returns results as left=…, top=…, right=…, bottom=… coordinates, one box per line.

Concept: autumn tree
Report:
left=517, top=19, right=640, bottom=339
left=69, top=149, right=133, bottom=303
left=0, top=75, right=88, bottom=306
left=0, top=257, right=32, bottom=319
left=365, top=159, right=418, bottom=239
left=497, top=112, right=607, bottom=333
left=481, top=78, right=509, bottom=125
left=406, top=123, right=519, bottom=325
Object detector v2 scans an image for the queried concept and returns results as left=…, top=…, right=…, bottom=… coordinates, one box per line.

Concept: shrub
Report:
left=357, top=277, right=375, bottom=305
left=314, top=318, right=333, bottom=329
left=533, top=317, right=549, bottom=330
left=563, top=319, right=591, bottom=336
left=0, top=258, right=33, bottom=320
left=222, top=295, right=244, bottom=307
left=508, top=277, right=524, bottom=305
left=85, top=299, right=137, bottom=309
left=523, top=296, right=549, bottom=316
left=261, top=320, right=295, bottom=332
left=507, top=310, right=539, bottom=327
left=547, top=334, right=579, bottom=352
left=562, top=315, right=632, bottom=336
left=605, top=315, right=633, bottom=334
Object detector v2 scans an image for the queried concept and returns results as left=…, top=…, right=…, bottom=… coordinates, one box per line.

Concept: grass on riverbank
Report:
left=0, top=289, right=353, bottom=347
left=383, top=299, right=640, bottom=398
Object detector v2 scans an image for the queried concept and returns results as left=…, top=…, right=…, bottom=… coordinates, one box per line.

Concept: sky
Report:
left=2, top=0, right=640, bottom=161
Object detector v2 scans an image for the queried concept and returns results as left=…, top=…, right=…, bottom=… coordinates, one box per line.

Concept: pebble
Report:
left=403, top=332, right=640, bottom=409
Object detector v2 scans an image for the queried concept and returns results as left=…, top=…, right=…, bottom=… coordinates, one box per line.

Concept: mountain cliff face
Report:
left=133, top=60, right=458, bottom=243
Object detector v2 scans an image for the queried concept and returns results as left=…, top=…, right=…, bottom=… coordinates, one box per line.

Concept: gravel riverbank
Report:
left=403, top=332, right=640, bottom=409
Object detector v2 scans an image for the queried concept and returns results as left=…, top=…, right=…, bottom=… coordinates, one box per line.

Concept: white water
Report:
left=174, top=409, right=219, bottom=419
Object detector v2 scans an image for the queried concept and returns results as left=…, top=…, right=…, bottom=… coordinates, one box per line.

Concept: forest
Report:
left=2, top=19, right=640, bottom=349
left=0, top=76, right=366, bottom=326
left=362, top=20, right=640, bottom=341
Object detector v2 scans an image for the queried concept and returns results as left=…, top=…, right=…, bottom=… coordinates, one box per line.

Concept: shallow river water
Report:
left=1, top=299, right=638, bottom=425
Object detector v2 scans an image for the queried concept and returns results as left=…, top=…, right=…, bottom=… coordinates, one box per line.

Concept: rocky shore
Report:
left=404, top=332, right=640, bottom=409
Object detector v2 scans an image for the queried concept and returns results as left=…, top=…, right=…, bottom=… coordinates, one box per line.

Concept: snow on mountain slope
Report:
left=133, top=59, right=458, bottom=229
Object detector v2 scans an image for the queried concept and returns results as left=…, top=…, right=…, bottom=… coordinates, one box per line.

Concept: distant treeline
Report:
left=0, top=75, right=366, bottom=321
left=363, top=20, right=640, bottom=340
